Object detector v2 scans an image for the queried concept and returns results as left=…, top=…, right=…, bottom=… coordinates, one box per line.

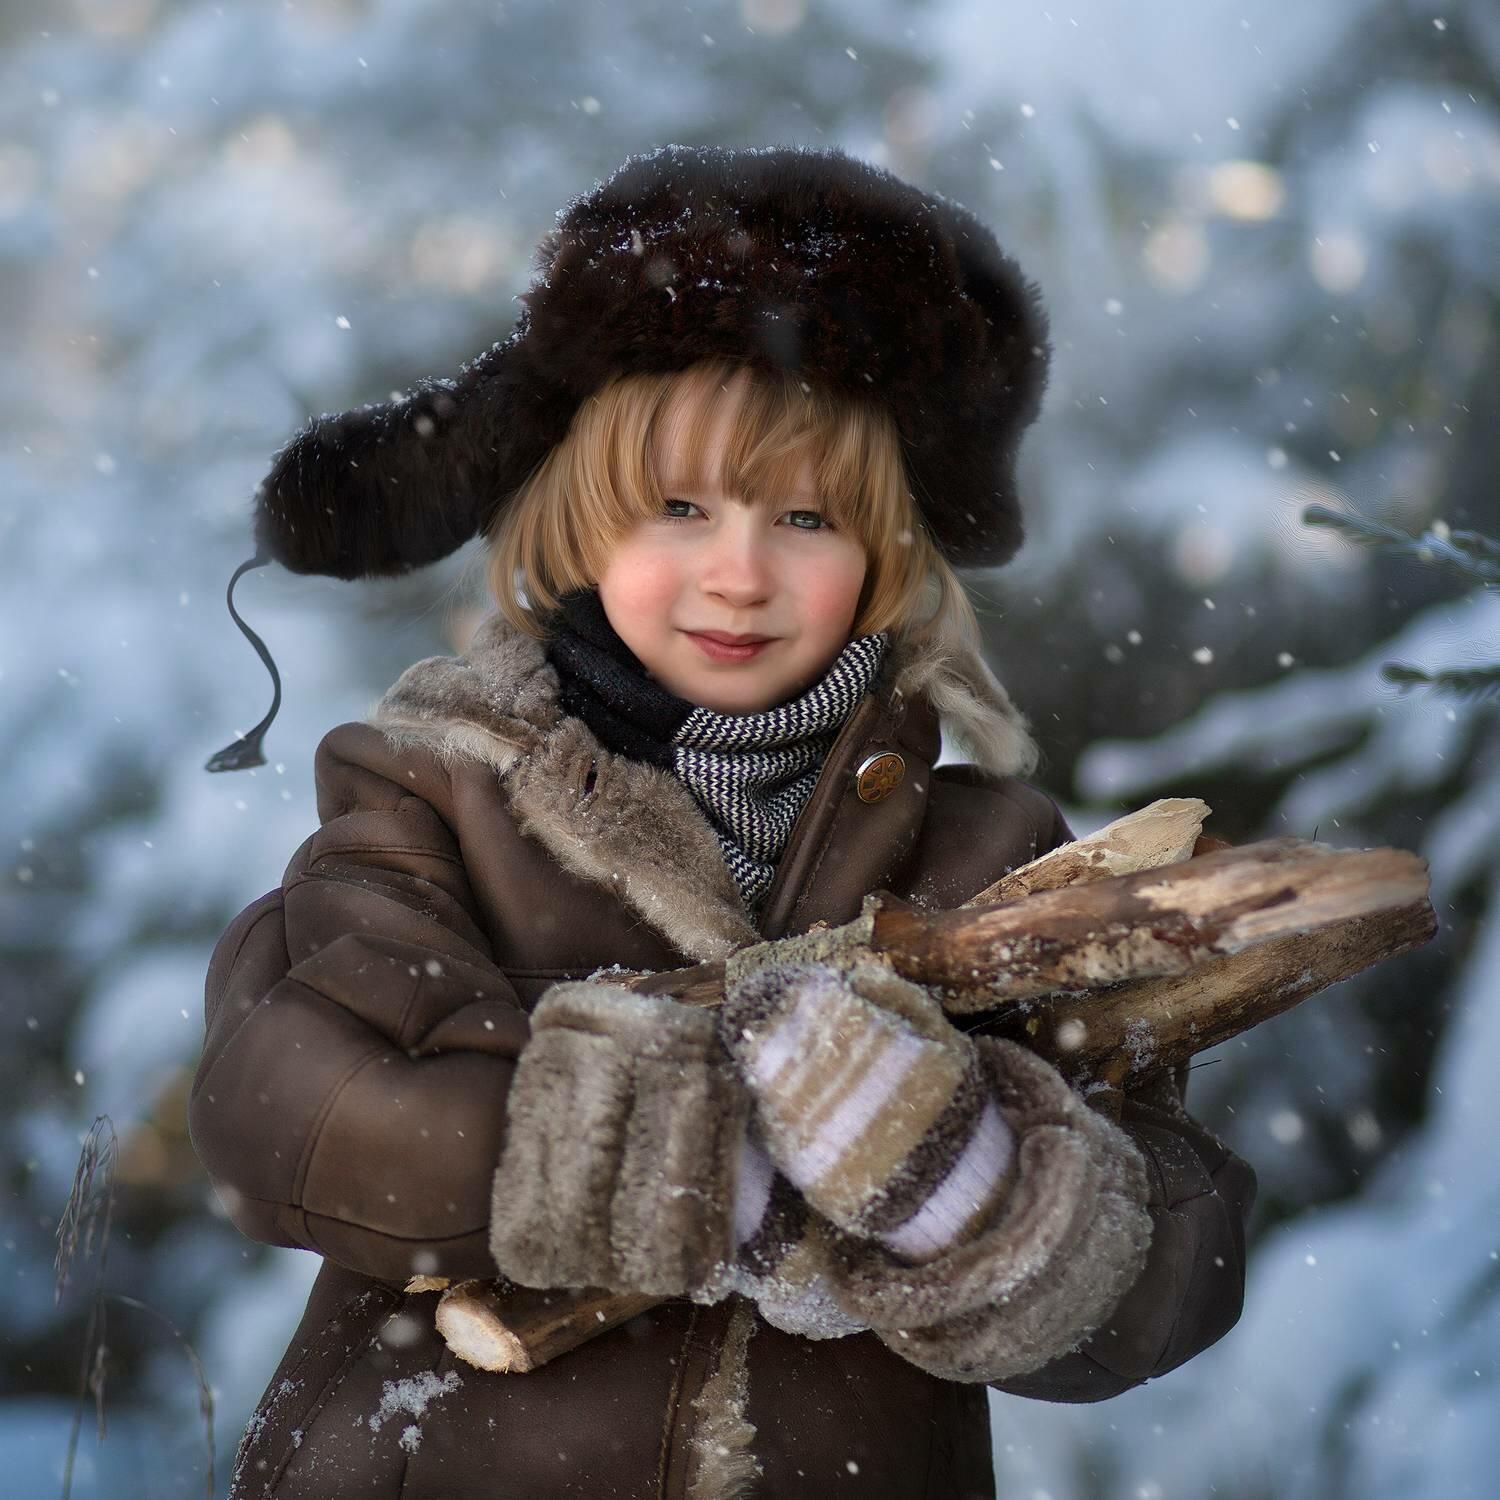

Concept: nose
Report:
left=697, top=511, right=773, bottom=607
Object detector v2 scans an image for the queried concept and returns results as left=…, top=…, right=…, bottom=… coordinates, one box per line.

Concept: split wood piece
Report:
left=427, top=1278, right=660, bottom=1374
left=633, top=838, right=1432, bottom=1036
left=963, top=797, right=1212, bottom=906
left=868, top=837, right=1433, bottom=1013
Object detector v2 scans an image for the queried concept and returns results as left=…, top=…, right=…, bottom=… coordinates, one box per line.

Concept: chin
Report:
left=696, top=689, right=764, bottom=714
left=687, top=677, right=783, bottom=715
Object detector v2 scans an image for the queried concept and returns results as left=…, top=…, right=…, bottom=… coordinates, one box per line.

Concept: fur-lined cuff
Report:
left=489, top=983, right=751, bottom=1300
left=821, top=1036, right=1154, bottom=1382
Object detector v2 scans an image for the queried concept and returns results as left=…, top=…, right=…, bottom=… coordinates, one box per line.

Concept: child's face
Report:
left=596, top=389, right=868, bottom=715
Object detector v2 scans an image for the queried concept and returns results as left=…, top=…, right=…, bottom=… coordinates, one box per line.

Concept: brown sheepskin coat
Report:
left=190, top=612, right=1256, bottom=1499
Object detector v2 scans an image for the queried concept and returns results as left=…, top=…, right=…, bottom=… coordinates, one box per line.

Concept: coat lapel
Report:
left=367, top=614, right=756, bottom=962
left=756, top=685, right=941, bottom=940
left=366, top=610, right=1034, bottom=964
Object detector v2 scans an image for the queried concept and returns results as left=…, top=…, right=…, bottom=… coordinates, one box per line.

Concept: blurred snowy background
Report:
left=2, top=0, right=1496, bottom=1495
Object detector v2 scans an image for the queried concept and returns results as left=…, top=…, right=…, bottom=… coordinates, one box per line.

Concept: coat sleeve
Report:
left=188, top=725, right=533, bottom=1285
left=814, top=792, right=1258, bottom=1397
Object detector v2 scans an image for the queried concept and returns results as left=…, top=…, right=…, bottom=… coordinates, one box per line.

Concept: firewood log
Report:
left=430, top=1283, right=659, bottom=1374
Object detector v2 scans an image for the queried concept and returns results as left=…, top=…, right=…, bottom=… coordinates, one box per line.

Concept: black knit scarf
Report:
left=544, top=587, right=888, bottom=911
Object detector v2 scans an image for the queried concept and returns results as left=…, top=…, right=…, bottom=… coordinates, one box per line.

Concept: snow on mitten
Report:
left=717, top=958, right=1019, bottom=1264
left=724, top=1126, right=868, bottom=1339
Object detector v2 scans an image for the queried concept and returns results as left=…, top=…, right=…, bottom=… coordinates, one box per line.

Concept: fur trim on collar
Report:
left=365, top=611, right=1036, bottom=961
left=885, top=627, right=1040, bottom=782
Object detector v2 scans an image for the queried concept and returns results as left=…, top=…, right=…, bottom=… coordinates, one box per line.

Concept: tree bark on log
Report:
left=986, top=903, right=1438, bottom=1080
left=419, top=804, right=1435, bottom=1374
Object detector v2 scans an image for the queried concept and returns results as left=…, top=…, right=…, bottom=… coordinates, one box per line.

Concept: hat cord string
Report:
left=205, top=547, right=282, bottom=773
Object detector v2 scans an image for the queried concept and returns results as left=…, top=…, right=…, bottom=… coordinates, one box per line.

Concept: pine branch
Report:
left=1301, top=503, right=1500, bottom=586
left=1449, top=528, right=1500, bottom=569
left=1302, top=505, right=1500, bottom=705
left=1381, top=661, right=1500, bottom=703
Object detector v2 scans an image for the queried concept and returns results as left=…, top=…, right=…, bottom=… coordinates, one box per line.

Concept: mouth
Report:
left=684, top=630, right=778, bottom=663
left=690, top=630, right=776, bottom=646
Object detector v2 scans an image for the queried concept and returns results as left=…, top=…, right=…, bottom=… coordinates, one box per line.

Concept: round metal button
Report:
left=855, top=751, right=905, bottom=804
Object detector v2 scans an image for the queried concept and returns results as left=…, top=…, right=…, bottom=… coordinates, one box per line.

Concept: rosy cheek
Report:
left=800, top=552, right=866, bottom=624
left=627, top=560, right=680, bottom=614
left=602, top=542, right=676, bottom=612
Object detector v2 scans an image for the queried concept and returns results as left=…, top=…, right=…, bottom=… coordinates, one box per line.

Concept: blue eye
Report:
left=659, top=499, right=832, bottom=531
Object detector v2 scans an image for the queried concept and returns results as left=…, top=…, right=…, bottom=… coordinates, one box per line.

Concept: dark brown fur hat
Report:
left=251, top=142, right=1051, bottom=580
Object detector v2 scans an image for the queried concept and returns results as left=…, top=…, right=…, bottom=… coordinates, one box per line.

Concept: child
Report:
left=193, top=144, right=1256, bottom=1499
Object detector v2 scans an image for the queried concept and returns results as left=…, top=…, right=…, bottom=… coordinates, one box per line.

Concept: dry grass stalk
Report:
left=53, top=1114, right=216, bottom=1500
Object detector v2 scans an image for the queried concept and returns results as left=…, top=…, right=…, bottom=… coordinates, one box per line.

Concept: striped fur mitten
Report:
left=718, top=958, right=1018, bottom=1264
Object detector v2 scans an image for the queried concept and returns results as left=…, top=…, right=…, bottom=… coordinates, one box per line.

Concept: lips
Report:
left=685, top=631, right=777, bottom=663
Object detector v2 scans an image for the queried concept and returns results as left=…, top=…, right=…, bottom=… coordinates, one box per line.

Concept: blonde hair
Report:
left=475, top=356, right=1037, bottom=774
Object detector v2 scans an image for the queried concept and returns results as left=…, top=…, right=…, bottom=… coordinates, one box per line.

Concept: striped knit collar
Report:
left=544, top=587, right=889, bottom=908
